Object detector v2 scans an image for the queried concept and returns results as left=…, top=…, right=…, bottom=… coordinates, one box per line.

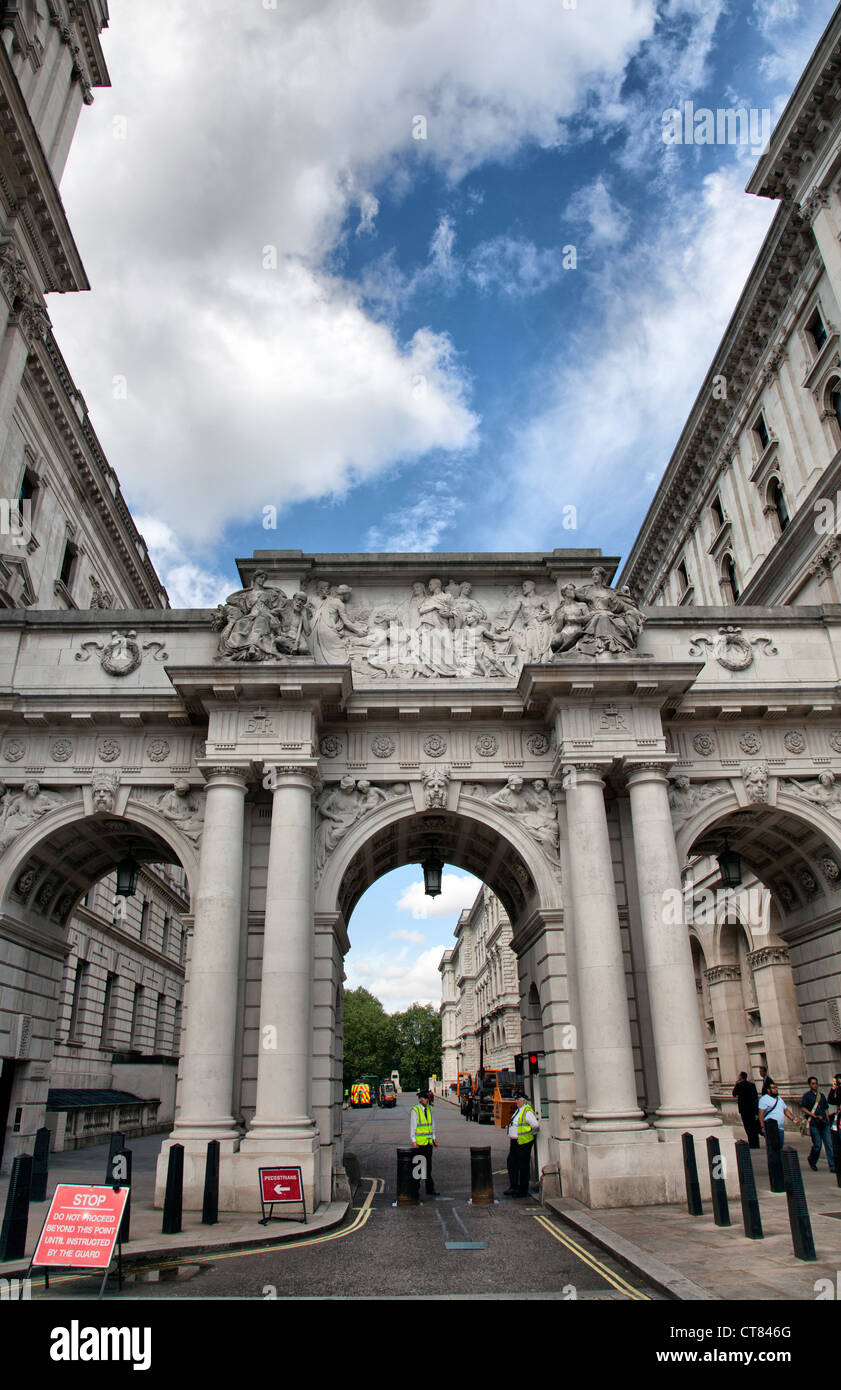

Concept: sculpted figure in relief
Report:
left=0, top=781, right=66, bottom=851
left=508, top=580, right=553, bottom=662
left=550, top=584, right=591, bottom=656
left=470, top=775, right=560, bottom=863
left=785, top=771, right=841, bottom=817
left=667, top=775, right=730, bottom=824
left=564, top=567, right=644, bottom=656
left=314, top=777, right=399, bottom=873
left=214, top=571, right=311, bottom=661
left=156, top=780, right=205, bottom=843
left=311, top=585, right=367, bottom=665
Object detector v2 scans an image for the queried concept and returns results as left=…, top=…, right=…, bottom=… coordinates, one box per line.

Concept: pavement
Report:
left=2, top=1103, right=839, bottom=1301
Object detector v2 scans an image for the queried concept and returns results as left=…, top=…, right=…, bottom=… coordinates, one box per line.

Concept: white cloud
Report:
left=49, top=0, right=661, bottom=554
left=366, top=482, right=464, bottom=551
left=346, top=943, right=449, bottom=1012
left=564, top=175, right=630, bottom=249
left=396, top=871, right=482, bottom=920
left=134, top=516, right=231, bottom=608
left=390, top=928, right=426, bottom=944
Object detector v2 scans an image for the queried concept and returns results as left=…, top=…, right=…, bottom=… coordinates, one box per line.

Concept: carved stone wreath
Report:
left=693, top=733, right=716, bottom=757
left=423, top=734, right=447, bottom=758
left=50, top=738, right=73, bottom=762
left=371, top=735, right=395, bottom=759
left=739, top=732, right=762, bottom=755
left=689, top=626, right=778, bottom=672
left=819, top=855, right=841, bottom=882
left=147, top=738, right=171, bottom=763
left=784, top=731, right=806, bottom=754
left=3, top=739, right=25, bottom=762
left=830, top=732, right=841, bottom=754
left=475, top=734, right=499, bottom=758
left=97, top=739, right=121, bottom=763
left=319, top=736, right=342, bottom=758
left=526, top=732, right=550, bottom=756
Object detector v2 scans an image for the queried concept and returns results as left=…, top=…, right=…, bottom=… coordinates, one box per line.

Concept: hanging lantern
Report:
left=115, top=847, right=140, bottom=897
left=421, top=852, right=444, bottom=899
left=717, top=834, right=742, bottom=890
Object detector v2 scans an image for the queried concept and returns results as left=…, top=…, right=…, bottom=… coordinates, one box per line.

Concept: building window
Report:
left=100, top=972, right=118, bottom=1048
left=830, top=381, right=841, bottom=432
left=139, top=900, right=149, bottom=943
left=172, top=1000, right=182, bottom=1052
left=710, top=494, right=725, bottom=531
left=59, top=539, right=77, bottom=590
left=808, top=307, right=828, bottom=353
left=68, top=960, right=88, bottom=1041
left=721, top=553, right=740, bottom=603
left=129, top=985, right=144, bottom=1050
left=768, top=476, right=789, bottom=533
left=753, top=412, right=770, bottom=452
left=161, top=915, right=170, bottom=957
left=154, top=993, right=167, bottom=1051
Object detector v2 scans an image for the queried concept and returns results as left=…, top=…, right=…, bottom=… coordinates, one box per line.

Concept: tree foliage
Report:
left=342, top=988, right=442, bottom=1090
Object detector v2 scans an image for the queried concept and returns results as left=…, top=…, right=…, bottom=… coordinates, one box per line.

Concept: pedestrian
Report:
left=800, top=1076, right=836, bottom=1173
left=504, top=1088, right=540, bottom=1197
left=410, top=1090, right=438, bottom=1197
left=758, top=1081, right=794, bottom=1139
left=732, top=1071, right=760, bottom=1148
left=828, top=1074, right=841, bottom=1121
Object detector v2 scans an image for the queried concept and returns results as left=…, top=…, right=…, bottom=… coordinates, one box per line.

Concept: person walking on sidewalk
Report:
left=732, top=1071, right=761, bottom=1148
left=410, top=1090, right=438, bottom=1196
left=758, top=1081, right=794, bottom=1140
left=504, top=1089, right=540, bottom=1197
left=800, top=1077, right=836, bottom=1173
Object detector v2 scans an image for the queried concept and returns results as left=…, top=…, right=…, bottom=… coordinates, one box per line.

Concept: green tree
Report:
left=391, top=1002, right=442, bottom=1091
left=342, top=987, right=396, bottom=1085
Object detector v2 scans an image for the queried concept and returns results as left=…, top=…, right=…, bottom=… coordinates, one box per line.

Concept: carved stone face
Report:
left=339, top=775, right=355, bottom=792
left=522, top=581, right=535, bottom=595
left=173, top=779, right=190, bottom=797
left=428, top=578, right=443, bottom=594
left=560, top=584, right=575, bottom=599
left=508, top=776, right=524, bottom=792
left=292, top=593, right=307, bottom=611
left=253, top=571, right=267, bottom=587
left=23, top=781, right=39, bottom=798
left=412, top=583, right=425, bottom=598
left=93, top=786, right=113, bottom=812
left=591, top=567, right=606, bottom=583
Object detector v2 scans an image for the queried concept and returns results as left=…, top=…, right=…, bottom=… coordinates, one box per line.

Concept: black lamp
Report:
left=115, top=846, right=140, bottom=898
left=421, top=852, right=444, bottom=899
left=717, top=834, right=742, bottom=890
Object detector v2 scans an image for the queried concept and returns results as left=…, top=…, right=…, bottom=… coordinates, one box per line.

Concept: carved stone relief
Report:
left=741, top=763, right=769, bottom=804
left=314, top=779, right=406, bottom=876
left=668, top=776, right=731, bottom=825
left=688, top=626, right=778, bottom=671
left=75, top=630, right=169, bottom=676
left=463, top=776, right=559, bottom=864
left=155, top=781, right=205, bottom=845
left=0, top=781, right=68, bottom=852
left=783, top=771, right=841, bottom=818
left=91, top=770, right=120, bottom=814
left=422, top=767, right=450, bottom=809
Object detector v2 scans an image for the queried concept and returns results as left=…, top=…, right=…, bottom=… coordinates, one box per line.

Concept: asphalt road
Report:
left=51, top=1095, right=660, bottom=1302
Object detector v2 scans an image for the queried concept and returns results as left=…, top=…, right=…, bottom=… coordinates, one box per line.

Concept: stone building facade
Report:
left=439, top=884, right=521, bottom=1083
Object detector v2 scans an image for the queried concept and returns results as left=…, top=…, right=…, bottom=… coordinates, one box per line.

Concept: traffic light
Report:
left=528, top=1052, right=540, bottom=1075
left=513, top=1053, right=524, bottom=1076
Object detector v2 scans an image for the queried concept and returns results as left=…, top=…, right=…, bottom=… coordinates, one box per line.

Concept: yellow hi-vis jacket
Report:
left=513, top=1102, right=538, bottom=1145
left=411, top=1103, right=434, bottom=1146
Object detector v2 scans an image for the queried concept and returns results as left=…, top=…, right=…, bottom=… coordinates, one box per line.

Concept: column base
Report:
left=568, top=1122, right=740, bottom=1207
left=653, top=1105, right=722, bottom=1130
left=154, top=1135, right=241, bottom=1210
left=234, top=1132, right=321, bottom=1213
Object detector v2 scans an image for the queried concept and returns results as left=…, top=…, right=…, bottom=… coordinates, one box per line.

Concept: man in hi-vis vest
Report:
left=410, top=1090, right=438, bottom=1196
left=504, top=1089, right=539, bottom=1197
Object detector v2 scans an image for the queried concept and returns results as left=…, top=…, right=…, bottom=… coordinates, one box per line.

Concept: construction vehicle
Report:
left=377, top=1080, right=397, bottom=1107
left=349, top=1080, right=373, bottom=1107
left=493, top=1068, right=524, bottom=1128
left=469, top=1068, right=499, bottom=1124
left=457, top=1072, right=473, bottom=1118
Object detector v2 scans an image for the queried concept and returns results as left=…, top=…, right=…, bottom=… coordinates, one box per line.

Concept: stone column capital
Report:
left=562, top=760, right=612, bottom=789
left=622, top=756, right=674, bottom=786
left=198, top=763, right=251, bottom=788
left=704, top=964, right=742, bottom=985
left=263, top=762, right=319, bottom=793
left=747, top=945, right=790, bottom=970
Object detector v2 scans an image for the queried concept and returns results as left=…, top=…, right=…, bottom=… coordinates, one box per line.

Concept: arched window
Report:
left=830, top=380, right=841, bottom=432
left=767, top=475, right=789, bottom=533
left=721, top=553, right=740, bottom=603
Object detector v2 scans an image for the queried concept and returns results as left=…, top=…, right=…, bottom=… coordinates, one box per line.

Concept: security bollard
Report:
left=202, top=1140, right=220, bottom=1225
left=470, top=1146, right=494, bottom=1205
left=161, top=1143, right=184, bottom=1235
left=104, top=1130, right=126, bottom=1186
left=396, top=1147, right=419, bottom=1206
left=110, top=1147, right=132, bottom=1243
left=30, top=1127, right=50, bottom=1203
left=681, top=1132, right=703, bottom=1216
left=735, top=1141, right=763, bottom=1240
left=832, top=1127, right=841, bottom=1188
left=0, top=1154, right=32, bottom=1262
left=764, top=1117, right=786, bottom=1193
left=781, top=1147, right=816, bottom=1262
left=706, top=1135, right=730, bottom=1227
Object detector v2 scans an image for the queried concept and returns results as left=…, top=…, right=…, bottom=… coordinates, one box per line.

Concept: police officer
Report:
left=410, top=1090, right=438, bottom=1196
left=504, top=1088, right=539, bottom=1197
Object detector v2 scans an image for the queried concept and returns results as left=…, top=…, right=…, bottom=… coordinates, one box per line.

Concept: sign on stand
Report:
left=28, top=1184, right=129, bottom=1298
left=258, top=1167, right=307, bottom=1226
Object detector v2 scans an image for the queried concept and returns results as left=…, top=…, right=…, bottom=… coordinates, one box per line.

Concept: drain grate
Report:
left=445, top=1241, right=486, bottom=1250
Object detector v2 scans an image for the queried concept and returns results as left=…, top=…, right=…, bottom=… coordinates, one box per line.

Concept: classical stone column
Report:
left=245, top=764, right=319, bottom=1142
left=748, top=946, right=806, bottom=1086
left=171, top=764, right=249, bottom=1140
left=565, top=764, right=646, bottom=1129
left=625, top=761, right=719, bottom=1128
left=703, top=965, right=746, bottom=1086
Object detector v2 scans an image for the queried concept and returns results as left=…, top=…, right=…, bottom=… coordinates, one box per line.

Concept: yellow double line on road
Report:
left=531, top=1213, right=650, bottom=1300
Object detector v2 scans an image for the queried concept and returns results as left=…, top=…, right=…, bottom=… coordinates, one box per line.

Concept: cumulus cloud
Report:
left=365, top=481, right=465, bottom=551
left=389, top=928, right=426, bottom=944
left=346, top=943, right=449, bottom=1012
left=564, top=175, right=630, bottom=248
left=396, top=871, right=482, bottom=920
left=134, top=516, right=230, bottom=608
left=50, top=0, right=660, bottom=552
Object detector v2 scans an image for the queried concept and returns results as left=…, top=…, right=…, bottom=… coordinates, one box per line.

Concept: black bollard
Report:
left=161, top=1143, right=184, bottom=1234
left=0, top=1154, right=32, bottom=1261
left=110, top=1147, right=132, bottom=1243
left=470, top=1146, right=494, bottom=1205
left=104, top=1130, right=125, bottom=1185
left=832, top=1128, right=841, bottom=1188
left=706, top=1135, right=731, bottom=1227
left=781, top=1147, right=816, bottom=1262
left=30, top=1127, right=51, bottom=1203
left=735, top=1141, right=763, bottom=1240
left=681, top=1132, right=703, bottom=1216
left=202, top=1140, right=220, bottom=1225
left=396, top=1147, right=419, bottom=1206
left=764, top=1118, right=786, bottom=1193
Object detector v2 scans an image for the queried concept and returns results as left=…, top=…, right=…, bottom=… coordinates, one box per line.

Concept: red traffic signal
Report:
left=528, top=1053, right=540, bottom=1075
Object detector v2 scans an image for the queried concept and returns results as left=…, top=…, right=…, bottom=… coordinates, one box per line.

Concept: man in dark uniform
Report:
left=732, top=1071, right=760, bottom=1148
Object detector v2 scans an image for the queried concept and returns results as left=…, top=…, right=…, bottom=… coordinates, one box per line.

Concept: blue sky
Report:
left=46, top=0, right=839, bottom=1008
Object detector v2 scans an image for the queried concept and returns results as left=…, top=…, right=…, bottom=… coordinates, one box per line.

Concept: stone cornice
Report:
left=747, top=13, right=841, bottom=202
left=619, top=203, right=816, bottom=600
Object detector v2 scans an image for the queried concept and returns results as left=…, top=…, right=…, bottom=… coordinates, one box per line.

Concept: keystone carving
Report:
left=76, top=630, right=169, bottom=676
left=688, top=626, right=778, bottom=671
